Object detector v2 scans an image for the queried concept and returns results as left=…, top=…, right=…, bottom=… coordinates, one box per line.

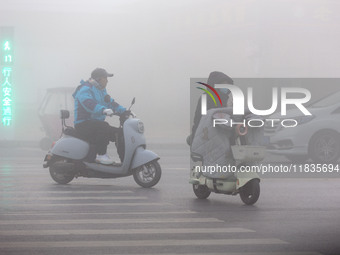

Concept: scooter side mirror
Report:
left=128, top=97, right=136, bottom=111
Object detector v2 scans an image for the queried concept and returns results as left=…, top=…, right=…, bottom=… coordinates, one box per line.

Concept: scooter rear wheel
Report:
left=239, top=179, right=260, bottom=205
left=49, top=163, right=75, bottom=185
left=133, top=160, right=162, bottom=188
left=193, top=184, right=211, bottom=199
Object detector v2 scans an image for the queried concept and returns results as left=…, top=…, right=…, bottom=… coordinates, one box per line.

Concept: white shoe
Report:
left=95, top=154, right=114, bottom=165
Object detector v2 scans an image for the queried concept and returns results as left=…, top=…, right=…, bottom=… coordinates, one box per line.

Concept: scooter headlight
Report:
left=137, top=121, right=144, bottom=133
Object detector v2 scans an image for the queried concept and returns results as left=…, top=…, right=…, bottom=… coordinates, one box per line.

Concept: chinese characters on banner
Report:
left=0, top=27, right=14, bottom=127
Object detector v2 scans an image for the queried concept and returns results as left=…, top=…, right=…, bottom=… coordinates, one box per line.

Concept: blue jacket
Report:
left=73, top=79, right=126, bottom=125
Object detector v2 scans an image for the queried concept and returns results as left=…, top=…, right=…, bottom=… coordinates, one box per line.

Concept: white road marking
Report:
left=0, top=217, right=223, bottom=225
left=0, top=227, right=254, bottom=236
left=0, top=238, right=288, bottom=248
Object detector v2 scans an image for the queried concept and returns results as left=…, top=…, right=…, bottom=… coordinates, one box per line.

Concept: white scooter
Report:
left=43, top=98, right=161, bottom=188
left=188, top=108, right=265, bottom=205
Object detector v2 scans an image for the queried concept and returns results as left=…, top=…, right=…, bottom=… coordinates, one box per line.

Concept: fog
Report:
left=0, top=0, right=339, bottom=145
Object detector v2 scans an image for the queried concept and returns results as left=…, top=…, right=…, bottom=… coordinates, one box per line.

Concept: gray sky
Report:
left=0, top=0, right=339, bottom=143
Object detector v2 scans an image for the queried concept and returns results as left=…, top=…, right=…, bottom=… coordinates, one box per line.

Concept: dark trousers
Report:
left=75, top=120, right=121, bottom=161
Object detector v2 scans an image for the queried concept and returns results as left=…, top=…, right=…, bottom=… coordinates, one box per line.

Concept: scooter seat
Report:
left=64, top=127, right=81, bottom=138
left=64, top=127, right=89, bottom=142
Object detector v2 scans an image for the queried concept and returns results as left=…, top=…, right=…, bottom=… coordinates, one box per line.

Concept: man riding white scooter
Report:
left=43, top=69, right=161, bottom=187
left=73, top=68, right=127, bottom=165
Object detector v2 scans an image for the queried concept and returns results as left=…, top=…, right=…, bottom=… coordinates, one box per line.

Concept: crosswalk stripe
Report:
left=87, top=253, right=323, bottom=255
left=1, top=166, right=190, bottom=171
left=0, top=210, right=197, bottom=216
left=0, top=196, right=148, bottom=200
left=0, top=218, right=223, bottom=225
left=0, top=176, right=58, bottom=179
left=0, top=238, right=288, bottom=248
left=0, top=227, right=254, bottom=236
left=0, top=190, right=134, bottom=194
left=0, top=167, right=42, bottom=171
left=0, top=202, right=172, bottom=207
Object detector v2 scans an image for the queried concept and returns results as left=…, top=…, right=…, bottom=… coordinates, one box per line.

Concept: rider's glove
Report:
left=116, top=106, right=126, bottom=114
left=103, top=108, right=114, bottom=116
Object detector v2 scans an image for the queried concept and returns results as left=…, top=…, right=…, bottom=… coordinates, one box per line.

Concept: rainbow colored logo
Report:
left=196, top=82, right=223, bottom=106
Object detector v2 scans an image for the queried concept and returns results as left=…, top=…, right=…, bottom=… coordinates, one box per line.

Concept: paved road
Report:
left=0, top=144, right=339, bottom=255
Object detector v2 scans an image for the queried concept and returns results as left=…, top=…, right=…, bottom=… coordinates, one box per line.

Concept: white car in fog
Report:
left=265, top=90, right=340, bottom=163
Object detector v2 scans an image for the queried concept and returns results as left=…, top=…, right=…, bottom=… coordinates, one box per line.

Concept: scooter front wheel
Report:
left=193, top=184, right=211, bottom=199
left=133, top=160, right=162, bottom=188
left=239, top=179, right=260, bottom=205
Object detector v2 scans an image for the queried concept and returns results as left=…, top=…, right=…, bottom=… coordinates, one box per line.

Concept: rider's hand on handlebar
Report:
left=103, top=109, right=114, bottom=116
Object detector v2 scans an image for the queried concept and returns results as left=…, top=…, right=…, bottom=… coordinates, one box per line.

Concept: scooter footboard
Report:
left=131, top=146, right=160, bottom=169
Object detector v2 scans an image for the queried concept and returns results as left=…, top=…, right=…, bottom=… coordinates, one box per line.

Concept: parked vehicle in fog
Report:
left=265, top=90, right=340, bottom=163
left=38, top=87, right=74, bottom=150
